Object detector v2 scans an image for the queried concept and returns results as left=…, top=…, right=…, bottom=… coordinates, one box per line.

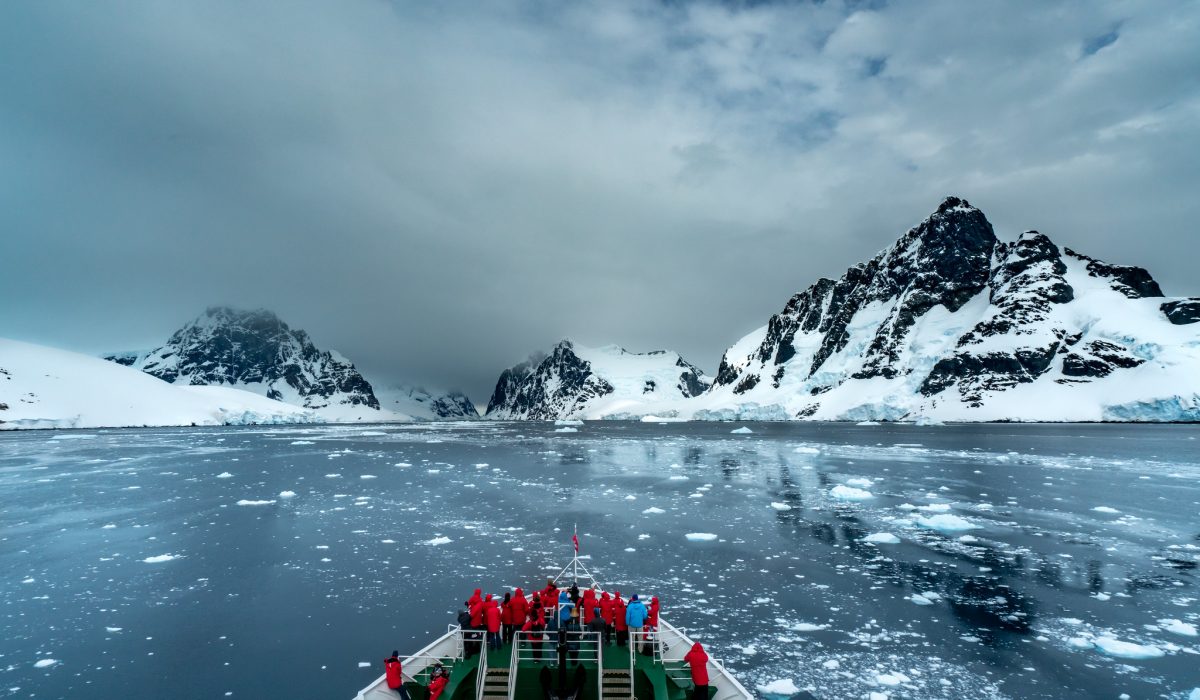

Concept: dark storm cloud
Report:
left=2, top=0, right=1198, bottom=405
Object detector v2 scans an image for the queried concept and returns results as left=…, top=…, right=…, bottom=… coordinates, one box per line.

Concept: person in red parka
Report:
left=598, top=591, right=614, bottom=645
left=384, top=650, right=411, bottom=699
left=580, top=588, right=597, bottom=625
left=484, top=594, right=502, bottom=650
left=510, top=587, right=529, bottom=632
left=648, top=596, right=660, bottom=628
left=613, top=593, right=628, bottom=647
left=683, top=642, right=709, bottom=699
left=427, top=671, right=447, bottom=700
left=525, top=593, right=546, bottom=662
left=540, top=579, right=558, bottom=619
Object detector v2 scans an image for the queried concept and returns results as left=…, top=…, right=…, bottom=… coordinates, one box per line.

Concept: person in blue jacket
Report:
left=625, top=594, right=649, bottom=654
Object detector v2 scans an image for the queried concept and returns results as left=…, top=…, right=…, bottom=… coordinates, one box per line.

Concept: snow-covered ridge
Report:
left=596, top=197, right=1200, bottom=422
left=484, top=340, right=711, bottom=419
left=373, top=383, right=478, bottom=420
left=0, top=338, right=320, bottom=430
left=108, top=307, right=381, bottom=419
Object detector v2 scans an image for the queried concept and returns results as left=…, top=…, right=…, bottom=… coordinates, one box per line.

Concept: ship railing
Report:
left=475, top=633, right=488, bottom=700
left=399, top=654, right=456, bottom=685
left=511, top=629, right=602, bottom=664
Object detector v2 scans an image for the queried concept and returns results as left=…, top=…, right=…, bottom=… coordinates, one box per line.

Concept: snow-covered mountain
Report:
left=108, top=307, right=383, bottom=420
left=1, top=338, right=320, bottom=429
left=373, top=384, right=478, bottom=420
left=603, top=197, right=1200, bottom=422
left=485, top=340, right=711, bottom=419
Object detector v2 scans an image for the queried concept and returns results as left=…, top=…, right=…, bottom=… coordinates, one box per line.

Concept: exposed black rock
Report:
left=1064, top=248, right=1164, bottom=299
left=110, top=307, right=379, bottom=411
left=1161, top=298, right=1200, bottom=325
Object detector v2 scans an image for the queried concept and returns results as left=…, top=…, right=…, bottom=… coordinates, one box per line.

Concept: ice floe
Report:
left=864, top=532, right=901, bottom=544
left=142, top=554, right=179, bottom=563
left=915, top=513, right=978, bottom=532
left=685, top=533, right=718, bottom=541
left=830, top=484, right=874, bottom=500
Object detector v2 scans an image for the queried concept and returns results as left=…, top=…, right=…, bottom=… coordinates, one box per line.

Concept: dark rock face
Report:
left=711, top=197, right=1173, bottom=417
left=429, top=392, right=479, bottom=419
left=113, top=307, right=379, bottom=411
left=1161, top=299, right=1200, bottom=325
left=485, top=342, right=710, bottom=419
left=1064, top=248, right=1164, bottom=299
left=485, top=341, right=613, bottom=419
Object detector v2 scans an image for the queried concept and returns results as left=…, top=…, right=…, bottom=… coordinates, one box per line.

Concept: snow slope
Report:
left=584, top=197, right=1200, bottom=422
left=372, top=384, right=478, bottom=420
left=485, top=340, right=711, bottom=419
left=0, top=338, right=320, bottom=430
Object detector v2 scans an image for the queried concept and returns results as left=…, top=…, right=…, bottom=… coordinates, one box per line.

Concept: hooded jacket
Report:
left=511, top=587, right=529, bottom=625
left=469, top=590, right=485, bottom=628
left=683, top=643, right=709, bottom=685
left=581, top=589, right=597, bottom=624
left=501, top=595, right=514, bottom=626
left=427, top=673, right=448, bottom=700
left=613, top=594, right=628, bottom=631
left=599, top=592, right=614, bottom=624
left=648, top=597, right=660, bottom=628
left=384, top=656, right=403, bottom=690
left=625, top=598, right=649, bottom=628
left=558, top=591, right=573, bottom=625
left=485, top=595, right=501, bottom=633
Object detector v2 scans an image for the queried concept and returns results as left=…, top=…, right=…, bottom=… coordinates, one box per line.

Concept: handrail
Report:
left=627, top=633, right=635, bottom=700
left=475, top=631, right=488, bottom=700
left=507, top=630, right=519, bottom=700
left=596, top=636, right=603, bottom=700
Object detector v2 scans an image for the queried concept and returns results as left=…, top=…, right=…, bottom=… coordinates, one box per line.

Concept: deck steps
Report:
left=481, top=666, right=509, bottom=699
left=601, top=668, right=633, bottom=699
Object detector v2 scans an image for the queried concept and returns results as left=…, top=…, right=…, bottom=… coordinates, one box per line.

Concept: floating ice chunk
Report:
left=919, top=503, right=952, bottom=512
left=792, top=446, right=820, bottom=455
left=624, top=547, right=636, bottom=552
left=142, top=554, right=178, bottom=563
left=359, top=431, right=386, bottom=437
left=869, top=694, right=888, bottom=700
left=730, top=427, right=753, bottom=434
left=624, top=495, right=637, bottom=501
left=105, top=627, right=122, bottom=633
left=34, top=659, right=58, bottom=668
left=668, top=475, right=689, bottom=481
left=290, top=440, right=314, bottom=445
left=821, top=659, right=839, bottom=670
left=876, top=672, right=910, bottom=686
left=756, top=679, right=800, bottom=695
left=360, top=475, right=377, bottom=480
left=357, top=661, right=371, bottom=668
left=394, top=463, right=411, bottom=467
left=278, top=491, right=296, bottom=498
left=685, top=533, right=718, bottom=542
left=236, top=499, right=275, bottom=506
left=864, top=533, right=900, bottom=544
left=554, top=419, right=584, bottom=426
left=1189, top=688, right=1200, bottom=700
left=101, top=524, right=117, bottom=529
left=910, top=593, right=934, bottom=606
left=1093, top=637, right=1164, bottom=659
left=897, top=503, right=917, bottom=511
left=1159, top=619, right=1197, bottom=636
left=1092, top=506, right=1120, bottom=514
left=770, top=502, right=792, bottom=511
left=846, top=478, right=873, bottom=489
left=856, top=421, right=880, bottom=426
left=915, top=514, right=978, bottom=532
left=424, top=536, right=452, bottom=546
left=216, top=472, right=233, bottom=479
left=554, top=427, right=578, bottom=433
left=957, top=534, right=979, bottom=543
left=830, top=485, right=873, bottom=501
left=325, top=474, right=341, bottom=478
left=642, top=507, right=666, bottom=514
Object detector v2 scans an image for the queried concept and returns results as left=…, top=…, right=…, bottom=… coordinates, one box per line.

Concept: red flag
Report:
left=572, top=532, right=579, bottom=553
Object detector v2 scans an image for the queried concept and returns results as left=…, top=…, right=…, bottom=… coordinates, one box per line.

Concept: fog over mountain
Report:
left=2, top=0, right=1197, bottom=406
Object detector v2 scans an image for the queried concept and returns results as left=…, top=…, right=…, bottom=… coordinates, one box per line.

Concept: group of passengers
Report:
left=458, top=578, right=661, bottom=659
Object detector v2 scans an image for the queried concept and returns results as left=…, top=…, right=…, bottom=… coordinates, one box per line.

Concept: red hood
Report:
left=690, top=643, right=706, bottom=655
left=600, top=592, right=610, bottom=600
left=515, top=587, right=524, bottom=598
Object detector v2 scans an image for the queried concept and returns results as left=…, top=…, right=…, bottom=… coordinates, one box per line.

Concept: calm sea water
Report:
left=1, top=422, right=1198, bottom=699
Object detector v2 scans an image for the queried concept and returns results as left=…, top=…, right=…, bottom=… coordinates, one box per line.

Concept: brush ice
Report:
left=1092, top=637, right=1165, bottom=659
left=916, top=514, right=978, bottom=532
left=756, top=679, right=800, bottom=695
left=864, top=532, right=901, bottom=544
left=685, top=533, right=718, bottom=541
left=830, top=484, right=874, bottom=500
left=1159, top=619, right=1197, bottom=636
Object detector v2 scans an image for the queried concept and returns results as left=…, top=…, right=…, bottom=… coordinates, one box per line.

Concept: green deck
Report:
left=402, top=641, right=699, bottom=700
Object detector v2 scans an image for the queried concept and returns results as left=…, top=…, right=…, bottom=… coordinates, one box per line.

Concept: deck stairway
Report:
left=600, top=668, right=633, bottom=699
left=480, top=666, right=510, bottom=700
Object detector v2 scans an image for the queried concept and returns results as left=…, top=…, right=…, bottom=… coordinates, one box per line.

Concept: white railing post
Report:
left=596, top=631, right=603, bottom=700
left=475, top=633, right=488, bottom=700
left=508, top=631, right=521, bottom=700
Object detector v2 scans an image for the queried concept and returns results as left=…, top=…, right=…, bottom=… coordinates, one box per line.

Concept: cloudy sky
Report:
left=2, top=0, right=1197, bottom=405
